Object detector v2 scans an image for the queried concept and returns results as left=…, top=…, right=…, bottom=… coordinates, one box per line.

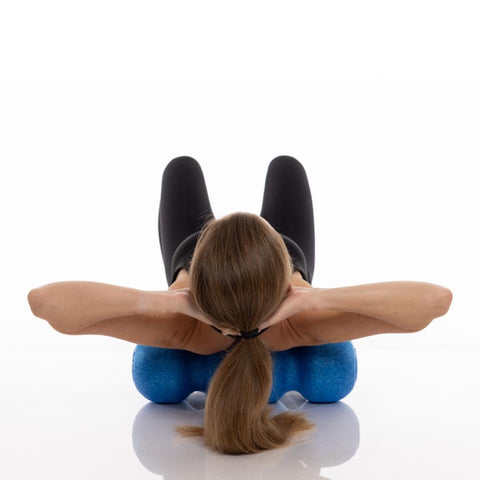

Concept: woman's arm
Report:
left=28, top=281, right=173, bottom=333
left=259, top=280, right=453, bottom=348
left=27, top=281, right=196, bottom=349
left=296, top=281, right=453, bottom=344
left=311, top=281, right=453, bottom=332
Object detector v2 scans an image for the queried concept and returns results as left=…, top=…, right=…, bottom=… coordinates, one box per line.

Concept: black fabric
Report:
left=158, top=155, right=315, bottom=286
left=169, top=229, right=308, bottom=287
left=208, top=324, right=270, bottom=340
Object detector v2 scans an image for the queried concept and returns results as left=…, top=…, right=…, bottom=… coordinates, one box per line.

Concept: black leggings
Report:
left=158, top=155, right=315, bottom=286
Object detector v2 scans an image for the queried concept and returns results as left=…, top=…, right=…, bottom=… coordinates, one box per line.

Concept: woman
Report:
left=27, top=155, right=453, bottom=455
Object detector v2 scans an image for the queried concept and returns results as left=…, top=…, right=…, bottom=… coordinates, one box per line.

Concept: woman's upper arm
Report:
left=285, top=308, right=409, bottom=346
left=69, top=312, right=199, bottom=350
left=68, top=310, right=233, bottom=355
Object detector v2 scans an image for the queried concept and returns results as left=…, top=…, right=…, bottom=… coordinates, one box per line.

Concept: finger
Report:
left=193, top=309, right=218, bottom=327
left=199, top=315, right=215, bottom=326
left=258, top=312, right=280, bottom=331
left=221, top=327, right=240, bottom=336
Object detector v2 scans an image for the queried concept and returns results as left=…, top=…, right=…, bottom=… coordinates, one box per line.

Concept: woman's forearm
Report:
left=309, top=281, right=453, bottom=332
left=28, top=281, right=174, bottom=333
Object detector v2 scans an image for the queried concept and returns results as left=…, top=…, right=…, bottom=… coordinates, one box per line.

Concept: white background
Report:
left=1, top=1, right=479, bottom=478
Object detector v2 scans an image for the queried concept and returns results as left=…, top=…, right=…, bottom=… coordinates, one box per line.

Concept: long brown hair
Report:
left=174, top=212, right=315, bottom=455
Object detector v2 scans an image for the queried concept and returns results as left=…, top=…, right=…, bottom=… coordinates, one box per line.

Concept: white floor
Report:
left=1, top=347, right=478, bottom=479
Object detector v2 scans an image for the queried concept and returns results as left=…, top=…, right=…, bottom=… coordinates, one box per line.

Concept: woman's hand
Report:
left=170, top=288, right=243, bottom=336
left=257, top=286, right=316, bottom=331
left=171, top=287, right=217, bottom=327
left=171, top=286, right=319, bottom=337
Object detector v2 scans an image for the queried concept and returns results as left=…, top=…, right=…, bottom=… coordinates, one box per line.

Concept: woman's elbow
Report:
left=28, top=289, right=44, bottom=318
left=27, top=288, right=72, bottom=334
left=434, top=288, right=453, bottom=317
left=411, top=288, right=453, bottom=333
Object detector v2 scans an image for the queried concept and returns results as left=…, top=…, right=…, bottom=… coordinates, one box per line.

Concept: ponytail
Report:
left=175, top=212, right=316, bottom=454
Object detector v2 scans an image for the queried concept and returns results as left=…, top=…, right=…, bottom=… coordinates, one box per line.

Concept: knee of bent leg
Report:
left=166, top=155, right=198, bottom=169
left=163, top=156, right=201, bottom=181
left=270, top=155, right=302, bottom=168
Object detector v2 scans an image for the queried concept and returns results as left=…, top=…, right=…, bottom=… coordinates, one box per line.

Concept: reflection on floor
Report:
left=133, top=391, right=359, bottom=479
left=0, top=348, right=478, bottom=479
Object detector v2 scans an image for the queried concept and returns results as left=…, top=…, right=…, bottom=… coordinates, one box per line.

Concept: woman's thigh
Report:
left=260, top=155, right=315, bottom=284
left=158, top=156, right=215, bottom=285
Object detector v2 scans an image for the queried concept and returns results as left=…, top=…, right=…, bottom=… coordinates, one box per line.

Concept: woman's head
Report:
left=190, top=211, right=293, bottom=335
left=175, top=212, right=315, bottom=455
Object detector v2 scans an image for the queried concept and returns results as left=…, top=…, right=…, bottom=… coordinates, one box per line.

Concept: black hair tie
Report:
left=209, top=325, right=270, bottom=340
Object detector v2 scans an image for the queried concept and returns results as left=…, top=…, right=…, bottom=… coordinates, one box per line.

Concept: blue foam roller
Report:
left=132, top=342, right=357, bottom=404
